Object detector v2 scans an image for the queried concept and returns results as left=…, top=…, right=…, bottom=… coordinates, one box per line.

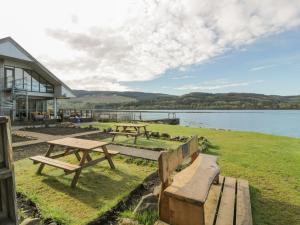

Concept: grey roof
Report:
left=0, top=37, right=75, bottom=97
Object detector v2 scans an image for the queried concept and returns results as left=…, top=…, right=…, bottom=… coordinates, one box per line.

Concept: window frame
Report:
left=3, top=65, right=55, bottom=93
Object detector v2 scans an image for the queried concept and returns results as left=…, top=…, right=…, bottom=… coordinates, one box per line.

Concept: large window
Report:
left=31, top=71, right=40, bottom=92
left=23, top=69, right=32, bottom=91
left=39, top=77, right=47, bottom=93
left=4, top=66, right=54, bottom=93
left=14, top=68, right=24, bottom=89
left=4, top=68, right=14, bottom=88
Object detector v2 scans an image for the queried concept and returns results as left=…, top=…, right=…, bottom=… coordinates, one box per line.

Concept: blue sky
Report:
left=125, top=29, right=300, bottom=96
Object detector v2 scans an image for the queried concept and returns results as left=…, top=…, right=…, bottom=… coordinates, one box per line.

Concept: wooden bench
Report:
left=30, top=156, right=81, bottom=172
left=156, top=136, right=252, bottom=225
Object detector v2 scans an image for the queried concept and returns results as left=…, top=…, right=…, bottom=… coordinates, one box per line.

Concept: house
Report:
left=0, top=37, right=75, bottom=121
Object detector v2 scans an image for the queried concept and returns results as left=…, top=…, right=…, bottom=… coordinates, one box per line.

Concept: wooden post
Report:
left=0, top=116, right=18, bottom=225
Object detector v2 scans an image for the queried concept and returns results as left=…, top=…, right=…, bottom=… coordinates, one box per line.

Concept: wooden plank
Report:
left=71, top=150, right=89, bottom=188
left=236, top=179, right=253, bottom=225
left=215, top=177, right=236, bottom=225
left=102, top=145, right=116, bottom=169
left=164, top=154, right=220, bottom=205
left=80, top=157, right=106, bottom=169
left=0, top=169, right=12, bottom=180
left=30, top=156, right=80, bottom=171
left=204, top=176, right=224, bottom=225
left=169, top=197, right=205, bottom=225
left=50, top=149, right=80, bottom=159
left=158, top=152, right=171, bottom=223
left=109, top=132, right=139, bottom=136
left=37, top=144, right=55, bottom=174
left=164, top=136, right=200, bottom=177
left=116, top=123, right=148, bottom=127
left=92, top=148, right=119, bottom=155
left=47, top=137, right=108, bottom=150
left=0, top=117, right=17, bottom=224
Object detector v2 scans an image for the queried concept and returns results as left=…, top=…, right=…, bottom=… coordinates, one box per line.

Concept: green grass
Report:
left=89, top=122, right=300, bottom=225
left=15, top=154, right=156, bottom=225
left=102, top=135, right=181, bottom=150
left=120, top=210, right=158, bottom=225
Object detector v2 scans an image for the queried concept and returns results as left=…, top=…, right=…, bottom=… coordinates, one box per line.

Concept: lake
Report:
left=140, top=110, right=300, bottom=138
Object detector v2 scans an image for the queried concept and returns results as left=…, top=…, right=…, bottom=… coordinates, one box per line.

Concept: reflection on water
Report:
left=140, top=110, right=300, bottom=138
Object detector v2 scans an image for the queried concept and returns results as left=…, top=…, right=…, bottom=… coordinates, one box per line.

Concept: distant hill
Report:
left=59, top=90, right=300, bottom=110
left=58, top=90, right=174, bottom=109
left=73, top=90, right=174, bottom=101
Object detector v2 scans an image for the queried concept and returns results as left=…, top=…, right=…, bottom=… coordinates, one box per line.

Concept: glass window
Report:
left=46, top=83, right=54, bottom=93
left=15, top=68, right=24, bottom=89
left=23, top=70, right=32, bottom=91
left=4, top=68, right=14, bottom=88
left=31, top=71, right=39, bottom=92
left=39, top=77, right=47, bottom=93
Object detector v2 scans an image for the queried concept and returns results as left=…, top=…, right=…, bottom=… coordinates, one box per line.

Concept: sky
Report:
left=1, top=0, right=300, bottom=95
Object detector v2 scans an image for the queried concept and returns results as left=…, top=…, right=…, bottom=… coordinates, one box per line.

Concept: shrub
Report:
left=161, top=133, right=171, bottom=139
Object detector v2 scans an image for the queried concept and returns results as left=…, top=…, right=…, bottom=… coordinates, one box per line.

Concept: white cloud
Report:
left=1, top=0, right=300, bottom=90
left=250, top=65, right=276, bottom=71
left=171, top=75, right=195, bottom=80
left=175, top=79, right=264, bottom=91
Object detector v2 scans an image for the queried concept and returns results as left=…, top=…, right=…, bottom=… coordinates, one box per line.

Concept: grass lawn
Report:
left=101, top=135, right=181, bottom=150
left=15, top=154, right=156, bottom=225
left=89, top=122, right=300, bottom=225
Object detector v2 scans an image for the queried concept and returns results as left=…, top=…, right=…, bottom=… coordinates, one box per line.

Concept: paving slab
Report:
left=108, top=145, right=160, bottom=161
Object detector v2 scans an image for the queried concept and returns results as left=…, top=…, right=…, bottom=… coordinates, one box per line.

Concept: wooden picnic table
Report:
left=110, top=123, right=150, bottom=144
left=29, top=137, right=119, bottom=188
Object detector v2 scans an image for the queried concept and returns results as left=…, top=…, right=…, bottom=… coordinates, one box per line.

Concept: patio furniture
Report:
left=155, top=136, right=252, bottom=225
left=29, top=137, right=119, bottom=188
left=110, top=123, right=150, bottom=144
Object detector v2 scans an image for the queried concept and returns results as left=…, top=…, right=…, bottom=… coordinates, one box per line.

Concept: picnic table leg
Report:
left=112, top=134, right=116, bottom=142
left=74, top=151, right=81, bottom=161
left=144, top=127, right=149, bottom=139
left=37, top=144, right=55, bottom=174
left=102, top=145, right=115, bottom=169
left=86, top=153, right=93, bottom=162
left=71, top=150, right=88, bottom=188
left=134, top=135, right=137, bottom=144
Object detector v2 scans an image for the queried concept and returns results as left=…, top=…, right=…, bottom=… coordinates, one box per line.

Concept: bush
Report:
left=150, top=132, right=160, bottom=138
left=161, top=133, right=171, bottom=139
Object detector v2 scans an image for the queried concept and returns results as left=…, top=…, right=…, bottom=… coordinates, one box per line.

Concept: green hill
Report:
left=60, top=91, right=300, bottom=109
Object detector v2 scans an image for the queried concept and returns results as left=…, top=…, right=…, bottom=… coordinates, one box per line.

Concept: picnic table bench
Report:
left=29, top=137, right=119, bottom=188
left=155, top=136, right=252, bottom=225
left=109, top=123, right=149, bottom=144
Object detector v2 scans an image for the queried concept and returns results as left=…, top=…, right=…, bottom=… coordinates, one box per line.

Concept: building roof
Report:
left=0, top=37, right=75, bottom=98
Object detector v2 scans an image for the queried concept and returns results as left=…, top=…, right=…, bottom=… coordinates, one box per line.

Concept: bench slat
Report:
left=215, top=177, right=236, bottom=225
left=164, top=154, right=220, bottom=205
left=30, top=156, right=80, bottom=172
left=236, top=179, right=253, bottom=225
left=204, top=176, right=224, bottom=225
left=110, top=132, right=138, bottom=136
left=92, top=148, right=119, bottom=155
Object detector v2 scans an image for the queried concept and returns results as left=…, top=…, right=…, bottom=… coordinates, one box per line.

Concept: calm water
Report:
left=140, top=110, right=300, bottom=138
